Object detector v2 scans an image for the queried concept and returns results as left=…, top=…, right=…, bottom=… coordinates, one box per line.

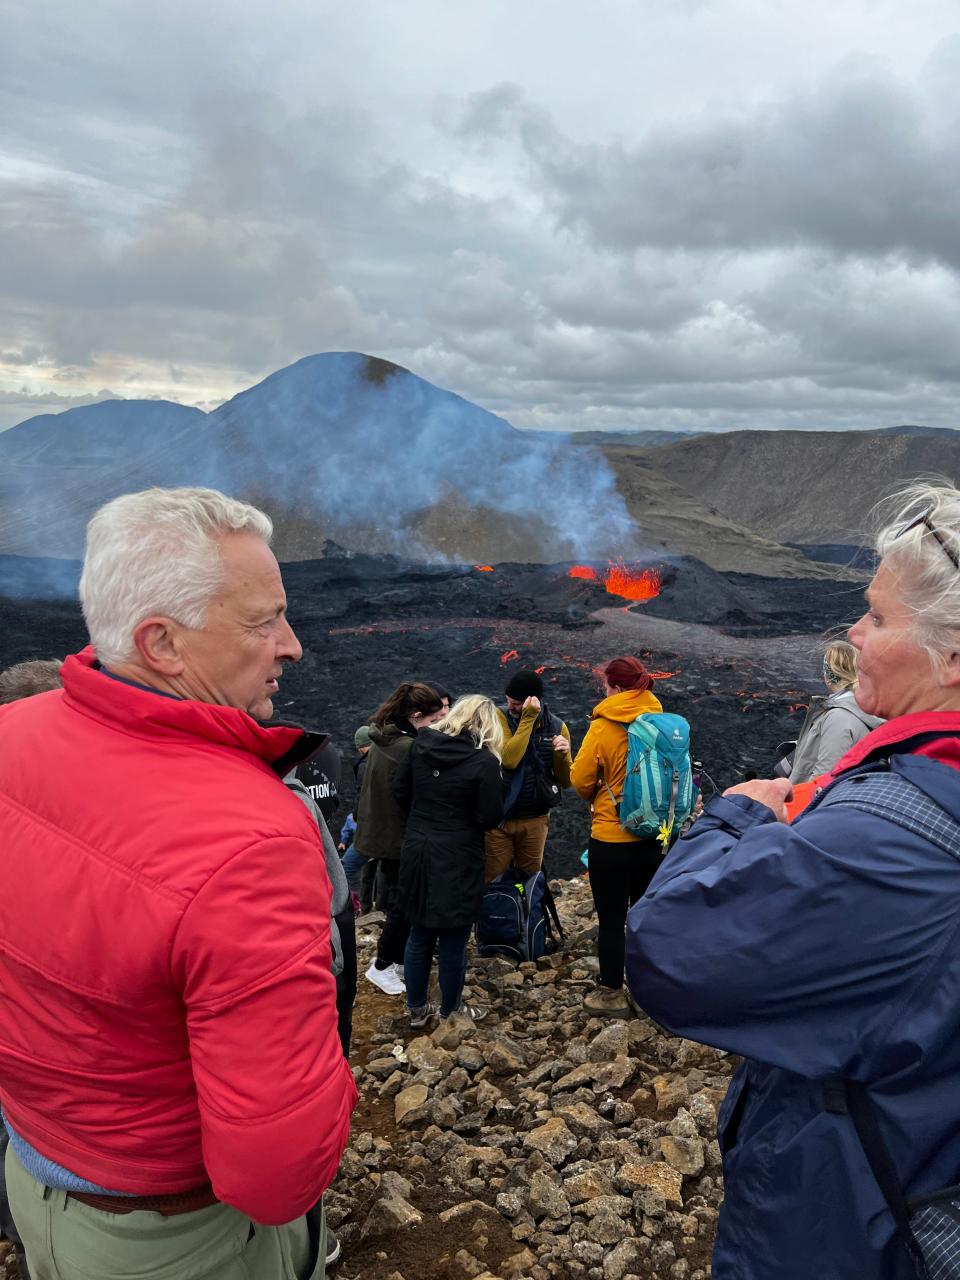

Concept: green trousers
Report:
left=5, top=1145, right=326, bottom=1280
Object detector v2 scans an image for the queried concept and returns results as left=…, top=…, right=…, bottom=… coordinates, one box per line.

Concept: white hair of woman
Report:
left=874, top=478, right=960, bottom=673
left=79, top=487, right=273, bottom=666
left=434, top=694, right=504, bottom=762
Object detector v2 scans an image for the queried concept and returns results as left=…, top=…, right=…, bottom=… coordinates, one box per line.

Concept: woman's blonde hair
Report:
left=823, top=640, right=858, bottom=690
left=434, top=694, right=504, bottom=761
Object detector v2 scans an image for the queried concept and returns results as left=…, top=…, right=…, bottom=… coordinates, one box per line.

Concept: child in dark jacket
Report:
left=394, top=695, right=504, bottom=1024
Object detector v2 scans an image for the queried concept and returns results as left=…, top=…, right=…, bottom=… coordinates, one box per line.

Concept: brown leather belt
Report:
left=67, top=1183, right=218, bottom=1216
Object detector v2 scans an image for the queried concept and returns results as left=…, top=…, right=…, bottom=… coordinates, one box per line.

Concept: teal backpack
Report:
left=602, top=713, right=697, bottom=849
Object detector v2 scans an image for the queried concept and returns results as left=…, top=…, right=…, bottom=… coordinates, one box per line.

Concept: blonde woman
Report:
left=789, top=640, right=883, bottom=783
left=394, top=695, right=504, bottom=1025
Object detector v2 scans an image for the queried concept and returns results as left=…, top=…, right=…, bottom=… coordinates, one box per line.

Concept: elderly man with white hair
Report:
left=0, top=487, right=356, bottom=1280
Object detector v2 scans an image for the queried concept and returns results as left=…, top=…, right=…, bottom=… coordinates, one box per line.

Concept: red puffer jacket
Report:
left=0, top=649, right=357, bottom=1225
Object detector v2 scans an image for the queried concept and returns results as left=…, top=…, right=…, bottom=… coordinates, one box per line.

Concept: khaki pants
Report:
left=484, top=814, right=550, bottom=883
left=5, top=1143, right=325, bottom=1280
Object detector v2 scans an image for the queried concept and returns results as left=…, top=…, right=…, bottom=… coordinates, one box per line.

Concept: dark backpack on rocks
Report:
left=476, top=868, right=564, bottom=962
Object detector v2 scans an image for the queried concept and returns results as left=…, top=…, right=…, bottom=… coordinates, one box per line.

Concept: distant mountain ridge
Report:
left=2, top=352, right=951, bottom=576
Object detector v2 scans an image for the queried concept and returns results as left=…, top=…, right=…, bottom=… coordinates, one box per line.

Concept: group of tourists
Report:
left=1, top=478, right=960, bottom=1280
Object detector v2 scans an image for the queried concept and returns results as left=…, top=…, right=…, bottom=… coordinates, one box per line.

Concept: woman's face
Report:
left=409, top=707, right=444, bottom=730
left=848, top=560, right=949, bottom=719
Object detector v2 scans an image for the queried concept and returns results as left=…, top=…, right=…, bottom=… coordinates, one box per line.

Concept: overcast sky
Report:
left=3, top=0, right=960, bottom=432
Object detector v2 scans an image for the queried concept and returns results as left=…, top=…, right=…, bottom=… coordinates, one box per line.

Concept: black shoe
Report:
left=326, top=1228, right=342, bottom=1266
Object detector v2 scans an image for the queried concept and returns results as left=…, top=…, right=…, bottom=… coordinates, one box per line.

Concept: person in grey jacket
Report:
left=789, top=640, right=884, bottom=783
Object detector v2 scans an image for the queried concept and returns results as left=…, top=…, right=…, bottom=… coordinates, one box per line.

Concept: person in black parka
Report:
left=394, top=694, right=504, bottom=1025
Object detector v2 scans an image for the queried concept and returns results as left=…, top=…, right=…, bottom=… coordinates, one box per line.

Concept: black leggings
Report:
left=588, top=837, right=663, bottom=990
left=375, top=859, right=410, bottom=968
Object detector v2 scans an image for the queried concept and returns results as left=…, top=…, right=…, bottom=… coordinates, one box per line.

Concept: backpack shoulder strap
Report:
left=814, top=771, right=960, bottom=862
left=542, top=879, right=566, bottom=942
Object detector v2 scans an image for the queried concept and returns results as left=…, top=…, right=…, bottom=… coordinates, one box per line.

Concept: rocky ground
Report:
left=326, top=875, right=727, bottom=1280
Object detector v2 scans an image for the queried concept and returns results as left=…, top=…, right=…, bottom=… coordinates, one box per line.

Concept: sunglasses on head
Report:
left=892, top=501, right=960, bottom=571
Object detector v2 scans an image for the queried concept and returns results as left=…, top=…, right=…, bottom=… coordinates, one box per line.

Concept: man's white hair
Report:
left=79, top=487, right=274, bottom=666
left=875, top=477, right=960, bottom=674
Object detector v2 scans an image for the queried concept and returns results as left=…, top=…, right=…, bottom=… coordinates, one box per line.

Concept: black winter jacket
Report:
left=394, top=729, right=504, bottom=930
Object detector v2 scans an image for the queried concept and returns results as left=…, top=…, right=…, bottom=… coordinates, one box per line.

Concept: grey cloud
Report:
left=456, top=64, right=960, bottom=268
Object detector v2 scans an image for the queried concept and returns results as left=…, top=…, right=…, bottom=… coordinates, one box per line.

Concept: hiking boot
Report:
left=365, top=960, right=405, bottom=995
left=407, top=1002, right=438, bottom=1029
left=325, top=1228, right=342, bottom=1267
left=443, top=1003, right=488, bottom=1022
left=583, top=986, right=631, bottom=1017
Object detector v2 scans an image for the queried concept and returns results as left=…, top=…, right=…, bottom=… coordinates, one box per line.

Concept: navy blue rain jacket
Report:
left=625, top=713, right=960, bottom=1280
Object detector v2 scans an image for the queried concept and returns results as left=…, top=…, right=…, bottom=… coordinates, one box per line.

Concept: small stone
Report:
left=361, top=1195, right=423, bottom=1237
left=619, top=1161, right=683, bottom=1206
left=585, top=1208, right=628, bottom=1245
left=652, top=1075, right=688, bottom=1112
left=659, top=1136, right=705, bottom=1177
left=564, top=1168, right=614, bottom=1204
left=458, top=1043, right=486, bottom=1072
left=455, top=1249, right=485, bottom=1278
left=602, top=1239, right=645, bottom=1280
left=587, top=1021, right=630, bottom=1062
left=581, top=1194, right=633, bottom=1219
left=501, top=1247, right=537, bottom=1279
left=555, top=1102, right=604, bottom=1139
left=394, top=1083, right=430, bottom=1126
left=527, top=1169, right=571, bottom=1221
left=379, top=1170, right=413, bottom=1201
left=484, top=1035, right=527, bottom=1074
left=522, top=1117, right=578, bottom=1166
left=496, top=1191, right=525, bottom=1219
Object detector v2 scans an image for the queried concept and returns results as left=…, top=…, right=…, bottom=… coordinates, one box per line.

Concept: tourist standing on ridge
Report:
left=484, top=669, right=571, bottom=883
left=570, top=656, right=665, bottom=1017
left=395, top=695, right=504, bottom=1026
left=0, top=487, right=356, bottom=1280
left=788, top=639, right=883, bottom=782
left=354, top=682, right=445, bottom=995
left=626, top=480, right=960, bottom=1280
left=339, top=725, right=374, bottom=911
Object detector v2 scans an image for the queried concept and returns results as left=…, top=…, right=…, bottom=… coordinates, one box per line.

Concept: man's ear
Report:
left=131, top=617, right=186, bottom=676
left=938, top=649, right=960, bottom=690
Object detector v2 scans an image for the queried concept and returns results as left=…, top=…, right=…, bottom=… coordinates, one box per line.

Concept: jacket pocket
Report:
left=718, top=1063, right=751, bottom=1158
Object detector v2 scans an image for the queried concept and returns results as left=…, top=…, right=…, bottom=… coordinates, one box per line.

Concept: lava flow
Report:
left=567, top=559, right=662, bottom=602
left=474, top=564, right=494, bottom=572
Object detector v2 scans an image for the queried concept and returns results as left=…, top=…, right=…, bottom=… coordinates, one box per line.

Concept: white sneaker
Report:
left=365, top=961, right=406, bottom=995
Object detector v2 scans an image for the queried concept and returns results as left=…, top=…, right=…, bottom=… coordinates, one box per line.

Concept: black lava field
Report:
left=1, top=550, right=867, bottom=877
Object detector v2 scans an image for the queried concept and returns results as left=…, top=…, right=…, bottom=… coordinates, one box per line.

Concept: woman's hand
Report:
left=723, top=777, right=793, bottom=823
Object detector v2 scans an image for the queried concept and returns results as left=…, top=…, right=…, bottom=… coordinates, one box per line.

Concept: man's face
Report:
left=505, top=695, right=524, bottom=717
left=174, top=532, right=302, bottom=720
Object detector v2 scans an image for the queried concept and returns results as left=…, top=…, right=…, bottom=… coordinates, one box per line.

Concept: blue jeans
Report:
left=341, top=846, right=369, bottom=892
left=404, top=925, right=472, bottom=1016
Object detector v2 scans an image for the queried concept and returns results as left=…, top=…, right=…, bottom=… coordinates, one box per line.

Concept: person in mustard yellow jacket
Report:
left=570, top=656, right=664, bottom=1015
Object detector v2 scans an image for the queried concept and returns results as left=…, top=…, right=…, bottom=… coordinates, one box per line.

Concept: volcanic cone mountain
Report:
left=0, top=352, right=838, bottom=575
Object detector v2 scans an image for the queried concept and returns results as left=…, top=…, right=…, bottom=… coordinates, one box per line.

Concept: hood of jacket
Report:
left=413, top=728, right=480, bottom=769
left=368, top=721, right=416, bottom=761
left=826, top=689, right=884, bottom=731
left=591, top=688, right=663, bottom=724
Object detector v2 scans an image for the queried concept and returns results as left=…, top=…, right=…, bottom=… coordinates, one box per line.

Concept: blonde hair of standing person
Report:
left=823, top=641, right=859, bottom=691
left=434, top=694, right=504, bottom=762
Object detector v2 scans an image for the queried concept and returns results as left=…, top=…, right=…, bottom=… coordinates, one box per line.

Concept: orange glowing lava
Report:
left=474, top=564, right=494, bottom=572
left=499, top=649, right=520, bottom=665
left=605, top=563, right=661, bottom=601
left=566, top=560, right=662, bottom=602
left=534, top=665, right=546, bottom=675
